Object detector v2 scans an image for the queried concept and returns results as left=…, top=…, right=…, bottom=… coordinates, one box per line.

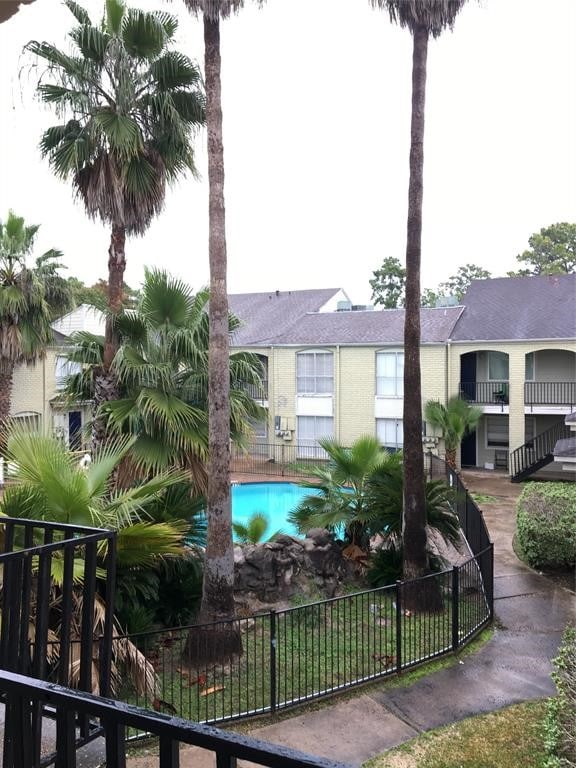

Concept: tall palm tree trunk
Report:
left=0, top=366, right=15, bottom=433
left=93, top=223, right=125, bottom=449
left=402, top=24, right=434, bottom=604
left=187, top=14, right=240, bottom=662
left=104, top=222, right=126, bottom=369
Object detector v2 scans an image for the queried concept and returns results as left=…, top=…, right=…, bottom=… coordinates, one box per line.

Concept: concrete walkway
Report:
left=129, top=471, right=575, bottom=768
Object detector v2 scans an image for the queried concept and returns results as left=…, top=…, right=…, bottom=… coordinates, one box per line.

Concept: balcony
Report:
left=459, top=381, right=509, bottom=407
left=243, top=379, right=268, bottom=402
left=524, top=381, right=576, bottom=408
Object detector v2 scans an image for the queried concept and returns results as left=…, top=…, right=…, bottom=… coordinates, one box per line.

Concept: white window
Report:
left=297, top=416, right=333, bottom=458
left=486, top=416, right=508, bottom=447
left=525, top=352, right=535, bottom=381
left=297, top=351, right=333, bottom=395
left=488, top=352, right=509, bottom=381
left=55, top=356, right=81, bottom=390
left=376, top=418, right=403, bottom=450
left=376, top=351, right=404, bottom=397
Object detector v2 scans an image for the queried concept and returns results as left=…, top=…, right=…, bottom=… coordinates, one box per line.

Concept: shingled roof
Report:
left=265, top=306, right=463, bottom=345
left=229, top=288, right=342, bottom=346
left=451, top=274, right=576, bottom=342
left=229, top=286, right=463, bottom=347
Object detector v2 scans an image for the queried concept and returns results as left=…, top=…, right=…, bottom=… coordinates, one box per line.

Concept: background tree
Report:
left=66, top=277, right=140, bottom=313
left=0, top=211, right=72, bottom=427
left=424, top=397, right=482, bottom=470
left=27, top=0, right=205, bottom=443
left=510, top=223, right=576, bottom=276
left=420, top=287, right=438, bottom=307
left=438, top=263, right=491, bottom=302
left=371, top=0, right=466, bottom=604
left=370, top=256, right=406, bottom=308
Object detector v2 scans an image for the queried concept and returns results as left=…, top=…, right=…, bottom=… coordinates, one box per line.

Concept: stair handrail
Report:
left=510, top=420, right=571, bottom=479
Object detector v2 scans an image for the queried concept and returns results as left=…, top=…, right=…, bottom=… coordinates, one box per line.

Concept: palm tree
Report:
left=182, top=0, right=262, bottom=649
left=289, top=436, right=402, bottom=550
left=26, top=0, right=205, bottom=442
left=0, top=211, right=72, bottom=429
left=370, top=1, right=467, bottom=594
left=63, top=269, right=266, bottom=491
left=425, top=397, right=482, bottom=470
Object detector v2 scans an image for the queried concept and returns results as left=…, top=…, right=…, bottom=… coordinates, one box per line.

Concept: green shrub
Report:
left=543, top=625, right=576, bottom=768
left=516, top=483, right=576, bottom=569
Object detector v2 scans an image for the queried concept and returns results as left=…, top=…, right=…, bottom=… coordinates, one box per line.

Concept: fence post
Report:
left=487, top=544, right=495, bottom=621
left=451, top=566, right=460, bottom=652
left=395, top=581, right=402, bottom=674
left=280, top=445, right=285, bottom=477
left=269, top=610, right=277, bottom=714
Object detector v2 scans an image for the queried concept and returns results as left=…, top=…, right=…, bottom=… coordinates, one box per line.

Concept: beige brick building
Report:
left=9, top=276, right=575, bottom=478
left=229, top=275, right=576, bottom=478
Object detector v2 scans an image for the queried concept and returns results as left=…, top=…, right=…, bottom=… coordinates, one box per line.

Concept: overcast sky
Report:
left=1, top=0, right=575, bottom=304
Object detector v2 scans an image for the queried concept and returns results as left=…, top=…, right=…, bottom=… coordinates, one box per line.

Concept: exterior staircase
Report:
left=510, top=420, right=572, bottom=482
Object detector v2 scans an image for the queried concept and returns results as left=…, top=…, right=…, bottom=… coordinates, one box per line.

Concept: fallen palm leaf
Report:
left=200, top=685, right=225, bottom=697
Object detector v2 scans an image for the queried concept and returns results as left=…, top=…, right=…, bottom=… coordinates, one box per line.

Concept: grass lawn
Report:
left=363, top=700, right=548, bottom=768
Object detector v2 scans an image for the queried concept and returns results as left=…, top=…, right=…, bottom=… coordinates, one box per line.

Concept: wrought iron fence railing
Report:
left=0, top=670, right=349, bottom=768
left=0, top=518, right=116, bottom=766
left=231, top=442, right=331, bottom=477
left=112, top=549, right=492, bottom=735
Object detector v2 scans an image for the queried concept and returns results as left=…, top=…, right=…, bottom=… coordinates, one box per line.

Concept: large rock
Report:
left=234, top=531, right=355, bottom=609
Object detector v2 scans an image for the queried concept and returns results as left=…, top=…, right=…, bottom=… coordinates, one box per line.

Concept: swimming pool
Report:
left=232, top=482, right=321, bottom=539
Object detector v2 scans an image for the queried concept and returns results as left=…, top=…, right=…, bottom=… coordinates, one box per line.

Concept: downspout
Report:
left=335, top=344, right=340, bottom=442
left=446, top=338, right=451, bottom=404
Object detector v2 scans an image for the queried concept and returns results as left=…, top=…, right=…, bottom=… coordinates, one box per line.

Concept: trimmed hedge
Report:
left=543, top=625, right=576, bottom=768
left=516, top=482, right=576, bottom=569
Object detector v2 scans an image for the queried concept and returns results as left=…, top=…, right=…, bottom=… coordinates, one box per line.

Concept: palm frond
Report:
left=64, top=0, right=92, bottom=26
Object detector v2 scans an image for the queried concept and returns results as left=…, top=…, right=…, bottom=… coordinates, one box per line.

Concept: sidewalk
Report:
left=128, top=471, right=575, bottom=767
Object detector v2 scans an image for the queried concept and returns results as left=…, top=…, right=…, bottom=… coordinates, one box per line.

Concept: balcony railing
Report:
left=0, top=518, right=116, bottom=766
left=524, top=381, right=576, bottom=406
left=459, top=381, right=509, bottom=405
left=0, top=670, right=350, bottom=768
left=243, top=380, right=269, bottom=401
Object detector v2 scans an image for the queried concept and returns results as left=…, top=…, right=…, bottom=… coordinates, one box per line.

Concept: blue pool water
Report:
left=232, top=482, right=321, bottom=538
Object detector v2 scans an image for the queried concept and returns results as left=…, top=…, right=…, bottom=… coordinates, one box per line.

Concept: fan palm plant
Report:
left=289, top=436, right=402, bottom=549
left=370, top=0, right=467, bottom=595
left=26, top=0, right=205, bottom=443
left=0, top=427, right=190, bottom=694
left=62, top=268, right=266, bottom=491
left=0, top=211, right=73, bottom=428
left=290, top=436, right=460, bottom=552
left=425, top=397, right=482, bottom=470
left=232, top=512, right=281, bottom=544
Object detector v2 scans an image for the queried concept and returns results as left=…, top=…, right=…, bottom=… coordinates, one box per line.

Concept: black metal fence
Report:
left=231, top=442, right=330, bottom=477
left=0, top=669, right=350, bottom=768
left=0, top=518, right=116, bottom=767
left=113, top=551, right=492, bottom=734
